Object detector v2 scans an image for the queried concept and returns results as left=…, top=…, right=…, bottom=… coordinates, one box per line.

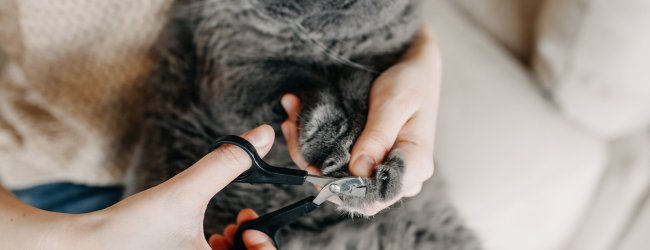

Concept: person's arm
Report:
left=0, top=125, right=276, bottom=250
left=0, top=185, right=70, bottom=248
left=281, top=25, right=442, bottom=215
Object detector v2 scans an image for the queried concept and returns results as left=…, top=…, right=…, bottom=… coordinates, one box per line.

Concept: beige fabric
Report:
left=0, top=0, right=172, bottom=189
left=451, top=0, right=544, bottom=61
left=427, top=1, right=607, bottom=249
left=534, top=0, right=650, bottom=139
left=0, top=0, right=22, bottom=63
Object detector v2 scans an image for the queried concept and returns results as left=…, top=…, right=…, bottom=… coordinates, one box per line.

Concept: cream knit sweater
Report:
left=0, top=0, right=172, bottom=189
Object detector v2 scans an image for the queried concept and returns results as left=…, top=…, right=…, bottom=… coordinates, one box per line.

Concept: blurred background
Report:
left=1, top=0, right=649, bottom=249
left=429, top=0, right=650, bottom=249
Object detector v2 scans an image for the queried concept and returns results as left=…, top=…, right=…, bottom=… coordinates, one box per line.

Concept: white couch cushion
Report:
left=426, top=1, right=607, bottom=249
left=534, top=0, right=650, bottom=139
left=566, top=132, right=650, bottom=250
left=452, top=0, right=544, bottom=60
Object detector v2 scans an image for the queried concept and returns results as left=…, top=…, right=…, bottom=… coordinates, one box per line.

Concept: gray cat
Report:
left=129, top=0, right=481, bottom=249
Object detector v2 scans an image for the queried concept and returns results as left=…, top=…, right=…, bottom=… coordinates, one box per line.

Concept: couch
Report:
left=431, top=0, right=650, bottom=249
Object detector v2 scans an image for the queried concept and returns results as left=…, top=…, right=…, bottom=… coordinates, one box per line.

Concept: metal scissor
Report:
left=209, top=135, right=368, bottom=250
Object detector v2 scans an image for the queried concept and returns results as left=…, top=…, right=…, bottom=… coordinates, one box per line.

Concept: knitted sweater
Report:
left=0, top=0, right=172, bottom=189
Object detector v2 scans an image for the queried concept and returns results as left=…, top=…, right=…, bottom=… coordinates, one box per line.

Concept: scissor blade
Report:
left=348, top=186, right=367, bottom=197
left=311, top=177, right=368, bottom=205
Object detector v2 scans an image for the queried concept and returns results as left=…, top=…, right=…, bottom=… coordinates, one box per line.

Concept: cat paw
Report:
left=299, top=99, right=405, bottom=212
left=299, top=97, right=357, bottom=176
left=338, top=150, right=405, bottom=213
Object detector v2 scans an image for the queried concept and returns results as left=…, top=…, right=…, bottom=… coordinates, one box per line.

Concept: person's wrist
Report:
left=2, top=190, right=66, bottom=249
left=37, top=214, right=87, bottom=249
left=2, top=207, right=85, bottom=249
left=38, top=211, right=108, bottom=249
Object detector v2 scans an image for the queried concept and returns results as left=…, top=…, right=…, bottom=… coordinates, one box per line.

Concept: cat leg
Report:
left=297, top=69, right=407, bottom=212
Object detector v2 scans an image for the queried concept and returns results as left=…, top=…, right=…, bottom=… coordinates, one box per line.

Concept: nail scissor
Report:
left=209, top=135, right=368, bottom=250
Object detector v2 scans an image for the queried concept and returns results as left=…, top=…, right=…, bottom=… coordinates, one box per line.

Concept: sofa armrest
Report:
left=534, top=0, right=650, bottom=139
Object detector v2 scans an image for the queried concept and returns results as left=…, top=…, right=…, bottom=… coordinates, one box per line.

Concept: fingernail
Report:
left=249, top=126, right=272, bottom=147
left=281, top=96, right=292, bottom=111
left=353, top=155, right=375, bottom=177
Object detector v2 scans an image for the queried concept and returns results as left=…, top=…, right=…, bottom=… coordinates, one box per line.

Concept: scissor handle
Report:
left=231, top=196, right=320, bottom=250
left=209, top=135, right=308, bottom=185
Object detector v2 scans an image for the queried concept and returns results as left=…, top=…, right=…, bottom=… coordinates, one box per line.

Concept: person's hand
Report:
left=82, top=125, right=277, bottom=249
left=280, top=25, right=441, bottom=215
left=209, top=208, right=275, bottom=250
left=0, top=125, right=276, bottom=250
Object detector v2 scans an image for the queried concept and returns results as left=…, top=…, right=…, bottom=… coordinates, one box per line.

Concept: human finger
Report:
left=281, top=121, right=322, bottom=175
left=224, top=224, right=238, bottom=245
left=208, top=234, right=230, bottom=250
left=349, top=83, right=418, bottom=177
left=236, top=208, right=259, bottom=224
left=244, top=230, right=276, bottom=250
left=160, top=125, right=275, bottom=202
left=281, top=94, right=301, bottom=123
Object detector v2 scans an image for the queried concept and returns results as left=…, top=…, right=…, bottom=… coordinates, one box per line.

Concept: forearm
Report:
left=0, top=185, right=76, bottom=249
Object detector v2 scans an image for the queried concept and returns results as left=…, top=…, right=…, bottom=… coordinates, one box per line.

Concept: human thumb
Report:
left=158, top=124, right=275, bottom=203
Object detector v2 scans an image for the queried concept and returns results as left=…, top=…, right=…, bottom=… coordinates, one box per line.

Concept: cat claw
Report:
left=309, top=176, right=367, bottom=205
